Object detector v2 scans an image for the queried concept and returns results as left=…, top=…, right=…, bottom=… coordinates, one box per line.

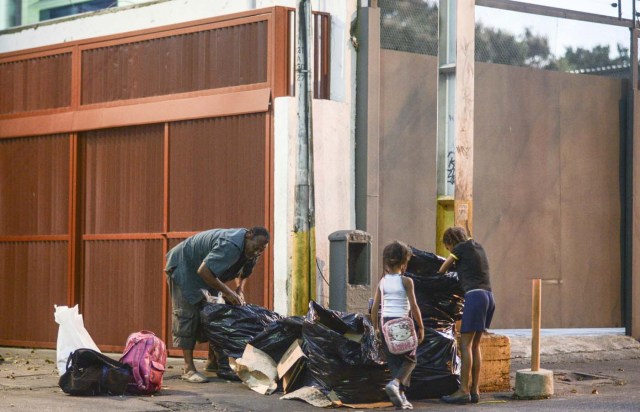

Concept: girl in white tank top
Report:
left=371, top=241, right=425, bottom=410
left=380, top=273, right=410, bottom=318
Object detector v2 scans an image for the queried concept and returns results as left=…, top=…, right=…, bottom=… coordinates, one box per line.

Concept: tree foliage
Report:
left=379, top=0, right=630, bottom=72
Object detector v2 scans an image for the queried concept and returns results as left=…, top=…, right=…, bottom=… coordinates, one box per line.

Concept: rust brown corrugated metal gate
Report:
left=0, top=7, right=330, bottom=353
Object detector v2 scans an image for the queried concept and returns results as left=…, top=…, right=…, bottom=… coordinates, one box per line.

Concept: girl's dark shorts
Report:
left=460, top=289, right=495, bottom=333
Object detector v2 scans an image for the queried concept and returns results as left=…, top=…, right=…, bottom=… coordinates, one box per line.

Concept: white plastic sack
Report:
left=54, top=304, right=101, bottom=375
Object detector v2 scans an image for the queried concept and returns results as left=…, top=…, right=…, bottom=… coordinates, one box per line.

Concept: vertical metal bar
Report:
left=313, top=13, right=319, bottom=98
left=161, top=122, right=169, bottom=342
left=265, top=111, right=274, bottom=309
left=531, top=279, right=541, bottom=372
left=67, top=132, right=78, bottom=306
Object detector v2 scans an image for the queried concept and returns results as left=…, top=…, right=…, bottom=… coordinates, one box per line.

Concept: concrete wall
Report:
left=273, top=97, right=354, bottom=314
left=378, top=50, right=439, bottom=275
left=379, top=49, right=624, bottom=328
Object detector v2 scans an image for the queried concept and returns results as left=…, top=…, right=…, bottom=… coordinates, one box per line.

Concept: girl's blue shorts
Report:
left=460, top=289, right=495, bottom=333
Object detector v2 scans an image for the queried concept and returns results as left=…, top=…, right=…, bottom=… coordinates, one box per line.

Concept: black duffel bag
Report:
left=59, top=348, right=132, bottom=396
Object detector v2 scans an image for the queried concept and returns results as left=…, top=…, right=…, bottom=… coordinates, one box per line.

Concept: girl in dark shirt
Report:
left=438, top=226, right=495, bottom=404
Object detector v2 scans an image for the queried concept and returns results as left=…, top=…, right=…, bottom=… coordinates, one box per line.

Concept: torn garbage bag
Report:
left=301, top=302, right=389, bottom=404
left=200, top=303, right=281, bottom=380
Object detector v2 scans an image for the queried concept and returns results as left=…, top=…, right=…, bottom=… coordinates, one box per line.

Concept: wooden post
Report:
left=531, top=279, right=541, bottom=372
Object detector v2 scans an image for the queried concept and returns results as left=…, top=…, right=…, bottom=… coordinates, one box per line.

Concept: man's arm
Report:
left=197, top=262, right=241, bottom=305
left=234, top=277, right=248, bottom=305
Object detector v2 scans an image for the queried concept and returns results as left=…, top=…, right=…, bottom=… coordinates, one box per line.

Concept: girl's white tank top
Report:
left=380, top=273, right=409, bottom=318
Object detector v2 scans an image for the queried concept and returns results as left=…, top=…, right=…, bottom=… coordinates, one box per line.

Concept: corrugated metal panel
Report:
left=81, top=21, right=268, bottom=105
left=168, top=114, right=266, bottom=232
left=79, top=125, right=164, bottom=234
left=0, top=241, right=68, bottom=344
left=0, top=53, right=71, bottom=115
left=0, top=135, right=69, bottom=235
left=82, top=239, right=163, bottom=346
left=168, top=103, right=269, bottom=306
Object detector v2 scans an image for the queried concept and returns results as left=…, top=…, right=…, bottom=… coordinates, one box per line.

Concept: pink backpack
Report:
left=119, top=330, right=167, bottom=394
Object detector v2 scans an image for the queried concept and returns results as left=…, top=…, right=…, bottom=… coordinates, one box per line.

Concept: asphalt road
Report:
left=1, top=346, right=639, bottom=411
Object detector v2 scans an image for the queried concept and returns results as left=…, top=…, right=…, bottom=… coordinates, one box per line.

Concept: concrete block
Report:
left=515, top=368, right=554, bottom=399
left=455, top=332, right=511, bottom=392
left=479, top=333, right=511, bottom=392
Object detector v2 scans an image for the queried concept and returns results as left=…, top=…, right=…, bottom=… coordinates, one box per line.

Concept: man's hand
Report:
left=224, top=291, right=241, bottom=305
left=235, top=286, right=246, bottom=305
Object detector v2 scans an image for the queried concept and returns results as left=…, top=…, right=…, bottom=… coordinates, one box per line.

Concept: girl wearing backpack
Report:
left=371, top=241, right=425, bottom=410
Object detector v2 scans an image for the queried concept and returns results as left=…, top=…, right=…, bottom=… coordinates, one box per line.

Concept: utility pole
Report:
left=291, top=0, right=316, bottom=315
left=436, top=0, right=475, bottom=254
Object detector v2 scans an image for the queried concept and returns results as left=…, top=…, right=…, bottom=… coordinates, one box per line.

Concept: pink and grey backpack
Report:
left=119, top=330, right=167, bottom=395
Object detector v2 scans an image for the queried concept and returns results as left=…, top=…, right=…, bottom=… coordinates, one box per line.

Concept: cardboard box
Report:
left=277, top=339, right=307, bottom=393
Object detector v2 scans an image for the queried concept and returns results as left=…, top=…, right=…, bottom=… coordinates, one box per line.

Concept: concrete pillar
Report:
left=354, top=4, right=380, bottom=281
left=436, top=0, right=475, bottom=249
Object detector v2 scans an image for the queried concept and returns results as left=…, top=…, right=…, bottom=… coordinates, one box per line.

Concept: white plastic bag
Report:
left=54, top=305, right=101, bottom=375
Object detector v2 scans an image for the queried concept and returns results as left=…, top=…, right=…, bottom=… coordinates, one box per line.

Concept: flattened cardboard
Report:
left=276, top=339, right=307, bottom=393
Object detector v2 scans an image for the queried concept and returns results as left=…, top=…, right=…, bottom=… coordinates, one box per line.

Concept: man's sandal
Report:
left=181, top=370, right=208, bottom=383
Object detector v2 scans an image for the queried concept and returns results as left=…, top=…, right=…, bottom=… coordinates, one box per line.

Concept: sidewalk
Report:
left=1, top=331, right=639, bottom=411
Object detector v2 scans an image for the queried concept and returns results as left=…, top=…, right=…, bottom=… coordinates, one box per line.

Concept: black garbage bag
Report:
left=404, top=246, right=464, bottom=398
left=406, top=271, right=465, bottom=331
left=301, top=301, right=389, bottom=404
left=406, top=246, right=465, bottom=330
left=405, top=328, right=461, bottom=399
left=200, top=303, right=281, bottom=380
left=407, top=246, right=445, bottom=276
left=248, top=316, right=305, bottom=363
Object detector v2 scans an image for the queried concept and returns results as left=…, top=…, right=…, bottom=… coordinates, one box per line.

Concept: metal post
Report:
left=291, top=0, right=316, bottom=315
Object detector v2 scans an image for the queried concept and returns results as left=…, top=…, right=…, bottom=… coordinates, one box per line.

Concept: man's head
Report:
left=244, top=226, right=270, bottom=259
